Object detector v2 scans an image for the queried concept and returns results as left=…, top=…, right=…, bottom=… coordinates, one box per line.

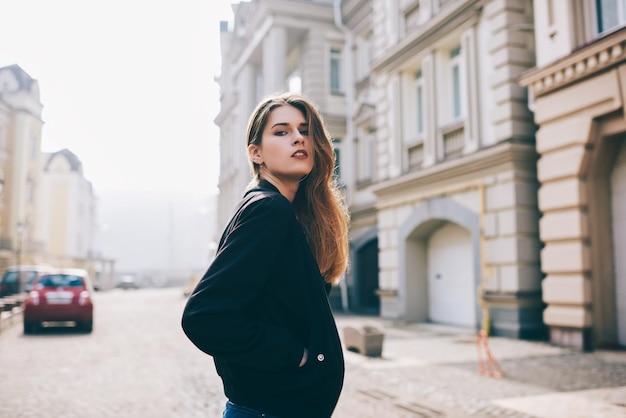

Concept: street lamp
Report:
left=15, top=221, right=24, bottom=291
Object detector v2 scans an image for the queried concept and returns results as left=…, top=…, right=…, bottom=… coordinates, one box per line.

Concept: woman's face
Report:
left=252, top=105, right=315, bottom=183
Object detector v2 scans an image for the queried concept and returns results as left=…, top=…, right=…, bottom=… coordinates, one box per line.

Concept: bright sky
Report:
left=0, top=0, right=236, bottom=195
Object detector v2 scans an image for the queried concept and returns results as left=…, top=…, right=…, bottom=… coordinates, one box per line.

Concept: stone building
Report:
left=519, top=1, right=626, bottom=350
left=0, top=65, right=114, bottom=289
left=214, top=0, right=346, bottom=233
left=40, top=149, right=115, bottom=290
left=339, top=0, right=543, bottom=339
left=216, top=0, right=544, bottom=339
left=0, top=64, right=46, bottom=270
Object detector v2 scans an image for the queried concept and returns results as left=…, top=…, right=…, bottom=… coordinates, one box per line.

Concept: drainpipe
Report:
left=477, top=182, right=494, bottom=334
left=333, top=0, right=354, bottom=313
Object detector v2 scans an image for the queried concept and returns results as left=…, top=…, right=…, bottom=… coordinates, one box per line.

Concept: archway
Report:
left=398, top=197, right=481, bottom=327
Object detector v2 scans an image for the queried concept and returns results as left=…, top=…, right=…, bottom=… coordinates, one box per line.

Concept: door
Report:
left=356, top=239, right=380, bottom=314
left=611, top=141, right=626, bottom=347
left=427, top=222, right=475, bottom=326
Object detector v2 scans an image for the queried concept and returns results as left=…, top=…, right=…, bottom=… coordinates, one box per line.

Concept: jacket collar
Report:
left=244, top=179, right=281, bottom=196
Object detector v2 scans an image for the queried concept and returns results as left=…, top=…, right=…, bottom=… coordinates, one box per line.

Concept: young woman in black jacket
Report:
left=181, top=92, right=350, bottom=418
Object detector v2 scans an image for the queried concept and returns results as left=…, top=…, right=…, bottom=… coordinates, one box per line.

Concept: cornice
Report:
left=519, top=26, right=626, bottom=98
left=348, top=199, right=377, bottom=219
left=342, top=0, right=373, bottom=29
left=371, top=0, right=482, bottom=73
left=371, top=141, right=537, bottom=200
left=214, top=93, right=238, bottom=126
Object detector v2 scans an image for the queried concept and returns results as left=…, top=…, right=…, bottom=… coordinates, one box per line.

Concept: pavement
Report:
left=1, top=289, right=625, bottom=417
left=332, top=314, right=626, bottom=418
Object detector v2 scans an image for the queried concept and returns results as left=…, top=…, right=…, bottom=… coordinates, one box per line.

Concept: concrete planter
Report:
left=343, top=325, right=385, bottom=357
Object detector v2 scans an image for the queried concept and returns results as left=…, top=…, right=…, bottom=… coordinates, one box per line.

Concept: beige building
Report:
left=215, top=0, right=346, bottom=232
left=341, top=0, right=544, bottom=339
left=0, top=64, right=46, bottom=270
left=519, top=1, right=626, bottom=350
left=40, top=149, right=115, bottom=290
left=216, top=0, right=547, bottom=339
left=0, top=65, right=114, bottom=289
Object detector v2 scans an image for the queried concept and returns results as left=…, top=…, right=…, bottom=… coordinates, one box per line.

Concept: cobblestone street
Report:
left=0, top=287, right=624, bottom=418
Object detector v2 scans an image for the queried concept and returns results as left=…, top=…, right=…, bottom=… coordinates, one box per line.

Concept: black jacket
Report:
left=181, top=180, right=344, bottom=418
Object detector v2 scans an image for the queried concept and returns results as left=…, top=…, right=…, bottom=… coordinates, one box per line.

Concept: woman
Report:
left=182, top=92, right=350, bottom=418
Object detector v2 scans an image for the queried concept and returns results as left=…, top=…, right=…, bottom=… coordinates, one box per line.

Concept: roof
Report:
left=0, top=64, right=36, bottom=91
left=44, top=148, right=84, bottom=173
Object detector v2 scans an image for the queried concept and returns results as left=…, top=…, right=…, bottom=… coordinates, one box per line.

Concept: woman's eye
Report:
left=299, top=130, right=309, bottom=136
left=275, top=130, right=287, bottom=136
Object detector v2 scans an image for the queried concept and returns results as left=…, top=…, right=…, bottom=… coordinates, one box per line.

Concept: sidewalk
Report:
left=333, top=314, right=626, bottom=417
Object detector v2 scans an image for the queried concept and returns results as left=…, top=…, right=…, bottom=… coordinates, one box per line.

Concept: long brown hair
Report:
left=246, top=92, right=349, bottom=283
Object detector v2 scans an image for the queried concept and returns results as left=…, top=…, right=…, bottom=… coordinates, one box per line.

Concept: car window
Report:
left=2, top=271, right=18, bottom=284
left=38, top=275, right=85, bottom=288
left=3, top=271, right=39, bottom=283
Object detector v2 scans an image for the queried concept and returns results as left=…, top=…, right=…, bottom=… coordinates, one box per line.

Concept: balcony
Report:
left=441, top=121, right=465, bottom=159
left=407, top=141, right=424, bottom=171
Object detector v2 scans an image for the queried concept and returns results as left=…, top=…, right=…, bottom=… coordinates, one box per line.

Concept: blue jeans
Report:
left=222, top=401, right=280, bottom=418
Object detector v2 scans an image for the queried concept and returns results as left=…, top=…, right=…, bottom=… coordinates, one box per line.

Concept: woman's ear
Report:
left=248, top=144, right=262, bottom=165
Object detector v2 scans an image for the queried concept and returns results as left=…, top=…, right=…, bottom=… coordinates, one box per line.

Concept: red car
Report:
left=23, top=269, right=94, bottom=334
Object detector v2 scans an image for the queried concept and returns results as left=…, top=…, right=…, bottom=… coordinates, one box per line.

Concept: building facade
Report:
left=519, top=0, right=626, bottom=350
left=0, top=64, right=46, bottom=271
left=214, top=0, right=346, bottom=232
left=0, top=65, right=114, bottom=290
left=215, top=0, right=546, bottom=340
left=343, top=0, right=543, bottom=339
left=40, top=149, right=115, bottom=290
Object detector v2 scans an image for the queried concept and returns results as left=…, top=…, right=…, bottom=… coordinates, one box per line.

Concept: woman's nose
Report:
left=293, top=131, right=304, bottom=144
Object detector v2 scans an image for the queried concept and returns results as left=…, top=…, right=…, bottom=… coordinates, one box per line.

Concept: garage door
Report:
left=427, top=222, right=475, bottom=327
left=611, top=140, right=626, bottom=347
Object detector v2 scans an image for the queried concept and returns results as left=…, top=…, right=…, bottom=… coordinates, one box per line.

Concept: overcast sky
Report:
left=0, top=0, right=236, bottom=196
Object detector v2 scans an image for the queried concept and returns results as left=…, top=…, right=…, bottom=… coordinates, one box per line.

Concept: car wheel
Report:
left=79, top=320, right=93, bottom=333
left=23, top=320, right=38, bottom=334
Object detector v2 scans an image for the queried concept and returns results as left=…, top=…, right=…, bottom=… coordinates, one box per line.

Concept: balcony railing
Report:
left=407, top=142, right=424, bottom=170
left=442, top=122, right=465, bottom=159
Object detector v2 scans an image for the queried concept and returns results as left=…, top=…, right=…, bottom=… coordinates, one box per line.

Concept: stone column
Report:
left=262, top=26, right=287, bottom=96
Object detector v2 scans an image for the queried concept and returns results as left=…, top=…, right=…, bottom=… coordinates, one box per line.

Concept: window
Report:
left=357, top=127, right=375, bottom=183
left=27, top=178, right=34, bottom=203
left=597, top=0, right=626, bottom=33
left=255, top=74, right=264, bottom=104
left=330, top=48, right=343, bottom=94
left=415, top=70, right=426, bottom=137
left=332, top=139, right=341, bottom=180
left=30, top=135, right=38, bottom=158
left=450, top=46, right=463, bottom=121
left=402, top=67, right=427, bottom=144
left=288, top=73, right=302, bottom=93
left=356, top=33, right=373, bottom=80
left=402, top=66, right=427, bottom=171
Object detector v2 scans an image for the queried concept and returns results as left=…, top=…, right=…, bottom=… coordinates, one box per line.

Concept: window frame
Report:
left=414, top=69, right=426, bottom=138
left=595, top=0, right=626, bottom=34
left=330, top=48, right=344, bottom=95
left=356, top=125, right=375, bottom=184
left=449, top=45, right=464, bottom=122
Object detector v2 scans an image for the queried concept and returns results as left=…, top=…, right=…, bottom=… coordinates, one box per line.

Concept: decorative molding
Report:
left=342, top=0, right=373, bottom=29
left=371, top=141, right=537, bottom=200
left=371, top=0, right=482, bottom=73
left=519, top=26, right=626, bottom=98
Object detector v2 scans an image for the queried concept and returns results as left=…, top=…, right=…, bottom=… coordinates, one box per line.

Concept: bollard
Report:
left=476, top=330, right=505, bottom=378
left=343, top=325, right=385, bottom=357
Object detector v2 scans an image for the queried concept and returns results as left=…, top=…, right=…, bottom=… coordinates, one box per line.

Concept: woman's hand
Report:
left=298, top=348, right=308, bottom=367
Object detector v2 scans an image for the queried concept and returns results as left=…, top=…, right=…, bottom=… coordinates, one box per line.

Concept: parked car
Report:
left=0, top=265, right=53, bottom=297
left=23, top=268, right=94, bottom=334
left=117, top=275, right=139, bottom=290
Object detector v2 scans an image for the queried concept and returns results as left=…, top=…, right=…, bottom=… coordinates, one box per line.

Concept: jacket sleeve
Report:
left=181, top=195, right=304, bottom=371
